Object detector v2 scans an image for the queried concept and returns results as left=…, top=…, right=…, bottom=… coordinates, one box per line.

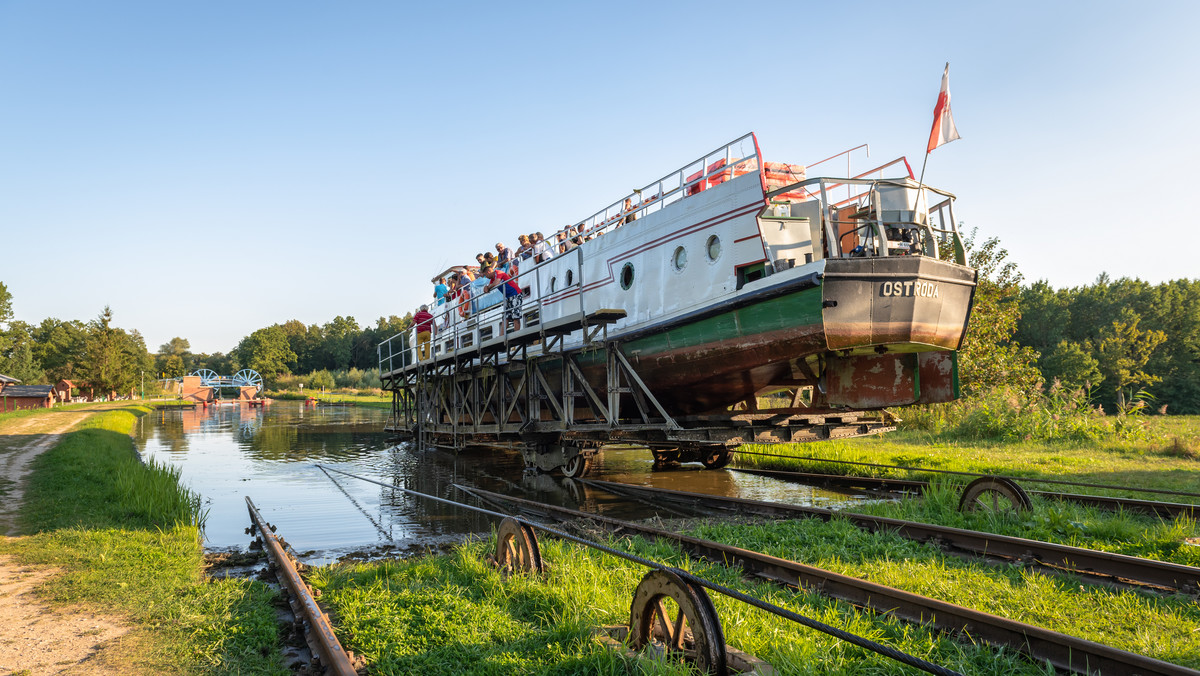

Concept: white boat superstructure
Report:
left=381, top=133, right=966, bottom=372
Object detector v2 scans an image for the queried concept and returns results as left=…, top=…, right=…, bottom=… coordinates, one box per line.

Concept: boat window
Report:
left=566, top=269, right=574, bottom=286
left=706, top=235, right=722, bottom=261
left=480, top=326, right=493, bottom=342
left=549, top=277, right=557, bottom=293
left=672, top=246, right=688, bottom=271
left=620, top=262, right=635, bottom=290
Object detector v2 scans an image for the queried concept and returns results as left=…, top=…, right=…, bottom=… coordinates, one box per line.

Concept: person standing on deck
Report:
left=433, top=277, right=448, bottom=306
left=481, top=265, right=522, bottom=335
left=414, top=305, right=434, bottom=361
left=496, top=242, right=512, bottom=271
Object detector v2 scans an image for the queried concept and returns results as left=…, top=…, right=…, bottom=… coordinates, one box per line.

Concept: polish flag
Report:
left=926, top=63, right=960, bottom=153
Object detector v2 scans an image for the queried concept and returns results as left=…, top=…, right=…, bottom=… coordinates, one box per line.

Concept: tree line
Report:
left=0, top=280, right=413, bottom=395
left=1015, top=275, right=1199, bottom=414
left=1, top=283, right=154, bottom=397
left=943, top=232, right=1199, bottom=415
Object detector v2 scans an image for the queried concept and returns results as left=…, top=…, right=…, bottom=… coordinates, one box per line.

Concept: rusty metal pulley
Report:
left=494, top=517, right=543, bottom=576
left=958, top=476, right=1032, bottom=514
left=628, top=568, right=727, bottom=675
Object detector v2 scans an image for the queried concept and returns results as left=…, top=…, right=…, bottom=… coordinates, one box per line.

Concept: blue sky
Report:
left=2, top=1, right=1197, bottom=354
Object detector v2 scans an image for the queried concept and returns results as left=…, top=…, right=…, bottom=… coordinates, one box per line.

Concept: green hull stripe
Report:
left=624, top=285, right=824, bottom=356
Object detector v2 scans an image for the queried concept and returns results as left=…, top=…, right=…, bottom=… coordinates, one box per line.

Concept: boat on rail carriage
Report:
left=378, top=133, right=976, bottom=477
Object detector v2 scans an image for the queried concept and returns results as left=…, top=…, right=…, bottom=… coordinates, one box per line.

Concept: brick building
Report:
left=1, top=384, right=56, bottom=411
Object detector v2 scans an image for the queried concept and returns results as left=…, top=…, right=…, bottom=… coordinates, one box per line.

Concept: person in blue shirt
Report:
left=433, top=277, right=448, bottom=306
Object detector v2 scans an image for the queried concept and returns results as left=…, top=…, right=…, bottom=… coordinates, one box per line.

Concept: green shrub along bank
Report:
left=19, top=406, right=204, bottom=531
left=895, top=383, right=1160, bottom=443
left=268, top=366, right=382, bottom=393
left=0, top=405, right=284, bottom=675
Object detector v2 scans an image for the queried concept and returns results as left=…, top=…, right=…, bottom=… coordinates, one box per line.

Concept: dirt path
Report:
left=0, top=403, right=126, bottom=536
left=0, top=404, right=138, bottom=675
left=0, top=556, right=130, bottom=675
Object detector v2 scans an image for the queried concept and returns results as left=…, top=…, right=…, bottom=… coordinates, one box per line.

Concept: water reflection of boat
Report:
left=380, top=134, right=975, bottom=477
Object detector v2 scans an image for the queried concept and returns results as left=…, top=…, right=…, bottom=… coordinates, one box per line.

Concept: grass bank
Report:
left=0, top=405, right=283, bottom=675
left=733, top=418, right=1200, bottom=501
left=310, top=534, right=1043, bottom=676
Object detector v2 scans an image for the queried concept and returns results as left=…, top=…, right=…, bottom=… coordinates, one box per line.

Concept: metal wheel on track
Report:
left=628, top=568, right=727, bottom=675
left=701, top=448, right=733, bottom=470
left=561, top=454, right=592, bottom=478
left=233, top=368, right=264, bottom=392
left=191, top=369, right=218, bottom=387
left=494, top=517, right=543, bottom=576
left=958, top=476, right=1032, bottom=514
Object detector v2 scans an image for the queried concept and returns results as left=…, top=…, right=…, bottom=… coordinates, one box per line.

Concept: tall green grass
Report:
left=313, top=513, right=1200, bottom=674
left=20, top=406, right=205, bottom=531
left=311, top=528, right=1070, bottom=675
left=733, top=428, right=1200, bottom=500
left=897, top=383, right=1157, bottom=442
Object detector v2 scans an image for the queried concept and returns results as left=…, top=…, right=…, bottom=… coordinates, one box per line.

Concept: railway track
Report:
left=730, top=455, right=1200, bottom=519
left=456, top=483, right=1199, bottom=676
left=576, top=478, right=1200, bottom=593
left=315, top=465, right=964, bottom=676
left=245, top=497, right=358, bottom=676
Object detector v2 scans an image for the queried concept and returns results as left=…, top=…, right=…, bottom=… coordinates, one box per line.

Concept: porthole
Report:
left=620, top=262, right=635, bottom=290
left=549, top=277, right=557, bottom=293
left=706, top=235, right=722, bottom=261
left=566, top=269, right=574, bottom=286
left=672, top=246, right=688, bottom=271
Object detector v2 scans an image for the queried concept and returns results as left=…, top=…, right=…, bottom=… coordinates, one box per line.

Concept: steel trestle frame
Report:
left=383, top=340, right=679, bottom=449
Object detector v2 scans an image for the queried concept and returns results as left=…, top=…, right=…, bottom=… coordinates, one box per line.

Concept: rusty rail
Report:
left=732, top=466, right=1200, bottom=519
left=460, top=485, right=1199, bottom=676
left=579, top=478, right=1200, bottom=593
left=245, top=497, right=357, bottom=676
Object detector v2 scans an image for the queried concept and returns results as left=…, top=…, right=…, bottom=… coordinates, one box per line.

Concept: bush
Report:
left=897, top=380, right=1157, bottom=442
left=308, top=369, right=336, bottom=391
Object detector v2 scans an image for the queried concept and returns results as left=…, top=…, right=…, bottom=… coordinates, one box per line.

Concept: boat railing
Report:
left=379, top=245, right=591, bottom=375
left=561, top=132, right=762, bottom=244
left=379, top=134, right=767, bottom=375
left=769, top=176, right=965, bottom=265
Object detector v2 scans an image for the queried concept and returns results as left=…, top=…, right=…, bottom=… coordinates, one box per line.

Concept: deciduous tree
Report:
left=1096, top=309, right=1167, bottom=403
left=951, top=230, right=1041, bottom=395
left=232, top=326, right=296, bottom=377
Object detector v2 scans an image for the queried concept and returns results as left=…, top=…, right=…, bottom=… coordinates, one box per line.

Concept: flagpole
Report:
left=918, top=62, right=955, bottom=225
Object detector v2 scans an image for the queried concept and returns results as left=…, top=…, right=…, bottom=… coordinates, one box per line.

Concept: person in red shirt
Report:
left=481, top=265, right=523, bottom=334
left=414, top=305, right=434, bottom=360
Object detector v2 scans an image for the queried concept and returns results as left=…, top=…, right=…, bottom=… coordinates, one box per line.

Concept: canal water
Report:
left=136, top=402, right=867, bottom=562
